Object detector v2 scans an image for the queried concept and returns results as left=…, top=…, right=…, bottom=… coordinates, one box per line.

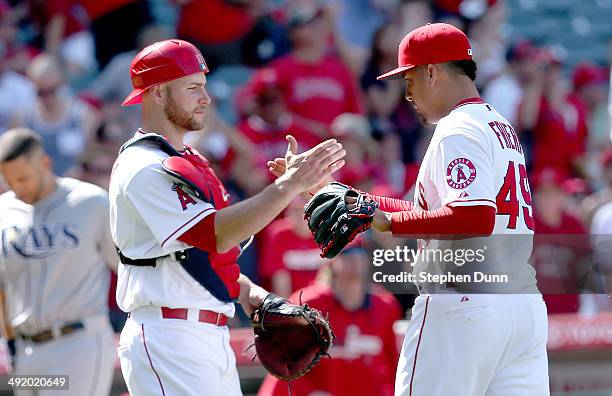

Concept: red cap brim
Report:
left=376, top=65, right=416, bottom=80
left=121, top=88, right=146, bottom=106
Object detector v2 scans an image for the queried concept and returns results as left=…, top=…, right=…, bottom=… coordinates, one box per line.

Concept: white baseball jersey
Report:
left=0, top=177, right=116, bottom=396
left=109, top=131, right=235, bottom=316
left=0, top=177, right=117, bottom=334
left=395, top=98, right=549, bottom=396
left=410, top=97, right=537, bottom=293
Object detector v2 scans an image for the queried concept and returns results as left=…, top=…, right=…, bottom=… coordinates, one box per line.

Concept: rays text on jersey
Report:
left=0, top=223, right=79, bottom=258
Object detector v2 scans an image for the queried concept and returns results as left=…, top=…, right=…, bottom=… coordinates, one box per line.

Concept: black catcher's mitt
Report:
left=304, top=182, right=378, bottom=258
left=251, top=294, right=334, bottom=381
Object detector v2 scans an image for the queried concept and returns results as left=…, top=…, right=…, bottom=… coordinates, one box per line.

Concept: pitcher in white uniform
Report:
left=371, top=23, right=549, bottom=396
left=0, top=128, right=117, bottom=396
left=110, top=39, right=346, bottom=396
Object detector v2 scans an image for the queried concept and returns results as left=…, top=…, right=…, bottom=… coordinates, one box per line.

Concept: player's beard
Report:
left=164, top=90, right=205, bottom=131
left=413, top=104, right=435, bottom=126
left=410, top=102, right=428, bottom=125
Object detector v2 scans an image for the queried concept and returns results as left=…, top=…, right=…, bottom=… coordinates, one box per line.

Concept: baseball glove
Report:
left=304, top=182, right=378, bottom=259
left=251, top=293, right=334, bottom=381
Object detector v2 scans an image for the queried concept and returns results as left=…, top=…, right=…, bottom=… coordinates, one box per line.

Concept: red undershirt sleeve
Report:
left=177, top=212, right=218, bottom=253
left=391, top=205, right=495, bottom=239
left=366, top=193, right=414, bottom=212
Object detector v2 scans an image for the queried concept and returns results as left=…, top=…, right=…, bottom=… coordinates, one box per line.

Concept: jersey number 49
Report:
left=496, top=161, right=534, bottom=230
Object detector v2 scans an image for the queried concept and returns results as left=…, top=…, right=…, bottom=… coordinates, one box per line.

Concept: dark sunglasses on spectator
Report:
left=37, top=86, right=58, bottom=97
left=257, top=95, right=282, bottom=106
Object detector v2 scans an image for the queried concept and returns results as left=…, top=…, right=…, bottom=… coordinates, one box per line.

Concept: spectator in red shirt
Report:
left=531, top=168, right=589, bottom=314
left=268, top=2, right=364, bottom=138
left=258, top=245, right=402, bottom=396
left=518, top=49, right=583, bottom=178
left=259, top=195, right=326, bottom=297
left=236, top=67, right=321, bottom=183
left=569, top=63, right=609, bottom=118
left=566, top=63, right=609, bottom=155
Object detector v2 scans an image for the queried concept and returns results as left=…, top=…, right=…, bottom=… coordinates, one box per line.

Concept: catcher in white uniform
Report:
left=109, top=39, right=345, bottom=395
left=271, top=23, right=549, bottom=396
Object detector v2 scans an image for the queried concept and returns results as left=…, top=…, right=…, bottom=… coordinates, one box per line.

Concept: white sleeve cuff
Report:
left=446, top=198, right=497, bottom=210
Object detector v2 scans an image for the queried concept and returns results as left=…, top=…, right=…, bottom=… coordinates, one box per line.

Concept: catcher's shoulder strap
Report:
left=116, top=132, right=184, bottom=267
left=119, top=132, right=207, bottom=202
left=119, top=132, right=182, bottom=158
left=116, top=132, right=183, bottom=268
left=116, top=248, right=187, bottom=267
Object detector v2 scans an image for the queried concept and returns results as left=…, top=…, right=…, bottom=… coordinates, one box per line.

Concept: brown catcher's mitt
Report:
left=251, top=293, right=334, bottom=381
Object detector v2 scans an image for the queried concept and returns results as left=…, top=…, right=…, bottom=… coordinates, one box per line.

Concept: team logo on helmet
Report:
left=446, top=158, right=476, bottom=189
left=195, top=53, right=207, bottom=71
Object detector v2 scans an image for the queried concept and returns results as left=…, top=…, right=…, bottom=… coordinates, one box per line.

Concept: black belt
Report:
left=117, top=248, right=188, bottom=267
left=20, top=321, right=84, bottom=343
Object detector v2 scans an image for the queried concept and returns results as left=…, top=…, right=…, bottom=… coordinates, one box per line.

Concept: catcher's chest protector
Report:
left=118, top=133, right=240, bottom=301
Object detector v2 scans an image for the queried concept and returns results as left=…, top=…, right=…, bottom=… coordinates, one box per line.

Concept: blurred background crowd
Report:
left=0, top=0, right=611, bottom=327
left=0, top=0, right=611, bottom=394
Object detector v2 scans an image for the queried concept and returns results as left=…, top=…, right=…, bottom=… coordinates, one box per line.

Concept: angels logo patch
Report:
left=172, top=183, right=197, bottom=210
left=446, top=158, right=476, bottom=189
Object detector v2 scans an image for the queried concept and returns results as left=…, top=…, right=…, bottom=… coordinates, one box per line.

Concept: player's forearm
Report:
left=367, top=193, right=414, bottom=212
left=381, top=205, right=495, bottom=239
left=214, top=178, right=299, bottom=253
left=44, top=15, right=65, bottom=54
left=238, top=274, right=269, bottom=315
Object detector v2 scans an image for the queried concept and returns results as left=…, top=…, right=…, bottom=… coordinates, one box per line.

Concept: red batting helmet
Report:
left=122, top=39, right=209, bottom=106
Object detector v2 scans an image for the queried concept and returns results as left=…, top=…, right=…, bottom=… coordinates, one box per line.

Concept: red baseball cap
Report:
left=377, top=23, right=473, bottom=80
left=249, top=68, right=280, bottom=97
left=572, top=63, right=608, bottom=90
left=531, top=168, right=566, bottom=190
left=532, top=48, right=563, bottom=68
left=122, top=39, right=209, bottom=106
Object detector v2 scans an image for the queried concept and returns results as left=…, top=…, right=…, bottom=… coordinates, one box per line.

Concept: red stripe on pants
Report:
left=410, top=296, right=430, bottom=396
left=141, top=324, right=166, bottom=396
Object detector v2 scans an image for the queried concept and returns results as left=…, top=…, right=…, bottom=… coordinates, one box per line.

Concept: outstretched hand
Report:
left=273, top=135, right=344, bottom=194
left=268, top=135, right=341, bottom=194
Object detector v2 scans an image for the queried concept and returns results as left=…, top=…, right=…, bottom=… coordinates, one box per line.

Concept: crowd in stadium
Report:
left=0, top=0, right=610, bottom=330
